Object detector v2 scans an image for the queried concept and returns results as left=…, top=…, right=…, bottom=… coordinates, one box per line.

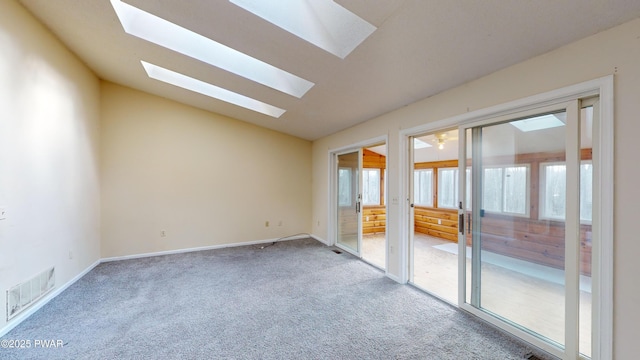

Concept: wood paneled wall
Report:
left=414, top=207, right=458, bottom=241
left=469, top=214, right=592, bottom=275
left=363, top=149, right=386, bottom=169
left=414, top=148, right=593, bottom=275
left=363, top=205, right=386, bottom=234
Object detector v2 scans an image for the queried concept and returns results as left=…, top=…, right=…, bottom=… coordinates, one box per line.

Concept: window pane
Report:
left=413, top=171, right=419, bottom=203
left=544, top=164, right=566, bottom=219
left=503, top=166, right=527, bottom=214
left=580, top=163, right=593, bottom=221
left=466, top=168, right=472, bottom=210
left=438, top=168, right=458, bottom=208
left=541, top=162, right=591, bottom=222
left=338, top=168, right=351, bottom=206
left=483, top=167, right=502, bottom=212
left=362, top=169, right=380, bottom=205
left=414, top=169, right=433, bottom=206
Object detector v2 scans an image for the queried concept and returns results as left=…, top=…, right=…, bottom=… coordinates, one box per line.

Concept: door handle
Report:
left=356, top=201, right=361, bottom=213
left=459, top=213, right=464, bottom=234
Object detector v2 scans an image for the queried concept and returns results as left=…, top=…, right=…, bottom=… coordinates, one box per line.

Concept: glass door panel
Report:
left=466, top=110, right=568, bottom=346
left=361, top=144, right=387, bottom=269
left=337, top=151, right=361, bottom=254
left=410, top=131, right=460, bottom=305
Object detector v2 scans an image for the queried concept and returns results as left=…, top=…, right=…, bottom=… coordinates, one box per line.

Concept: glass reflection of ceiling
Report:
left=111, top=0, right=314, bottom=98
left=230, top=0, right=377, bottom=59
left=511, top=113, right=566, bottom=132
left=414, top=138, right=432, bottom=149
left=142, top=61, right=286, bottom=118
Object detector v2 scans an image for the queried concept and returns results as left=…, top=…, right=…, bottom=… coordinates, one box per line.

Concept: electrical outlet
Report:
left=317, top=220, right=320, bottom=227
left=438, top=219, right=442, bottom=225
left=160, top=230, right=166, bottom=237
left=68, top=251, right=73, bottom=260
left=0, top=207, right=6, bottom=220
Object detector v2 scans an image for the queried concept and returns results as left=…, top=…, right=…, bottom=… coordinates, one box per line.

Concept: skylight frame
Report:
left=110, top=0, right=314, bottom=98
left=229, top=0, right=377, bottom=59
left=141, top=61, right=286, bottom=118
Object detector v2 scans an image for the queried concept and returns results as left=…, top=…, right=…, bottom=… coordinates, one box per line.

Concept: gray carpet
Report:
left=1, top=238, right=556, bottom=359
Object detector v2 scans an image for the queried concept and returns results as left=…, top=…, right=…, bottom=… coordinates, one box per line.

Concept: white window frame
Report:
left=437, top=167, right=459, bottom=209
left=362, top=168, right=381, bottom=206
left=438, top=167, right=472, bottom=210
left=539, top=160, right=593, bottom=224
left=337, top=167, right=352, bottom=207
left=482, top=164, right=531, bottom=217
left=413, top=169, right=434, bottom=207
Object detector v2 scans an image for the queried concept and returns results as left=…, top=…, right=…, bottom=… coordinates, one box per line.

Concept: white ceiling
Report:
left=18, top=0, right=640, bottom=141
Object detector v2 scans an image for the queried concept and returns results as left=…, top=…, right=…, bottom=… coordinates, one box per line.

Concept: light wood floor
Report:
left=362, top=233, right=592, bottom=357
left=362, top=233, right=385, bottom=268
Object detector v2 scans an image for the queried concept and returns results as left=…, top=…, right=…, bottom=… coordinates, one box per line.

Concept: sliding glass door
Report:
left=459, top=99, right=596, bottom=358
left=337, top=150, right=362, bottom=254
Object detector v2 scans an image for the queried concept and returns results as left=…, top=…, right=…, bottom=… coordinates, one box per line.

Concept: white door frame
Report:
left=328, top=135, right=389, bottom=266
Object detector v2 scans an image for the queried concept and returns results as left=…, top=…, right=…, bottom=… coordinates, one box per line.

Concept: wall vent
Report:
left=6, top=267, right=55, bottom=321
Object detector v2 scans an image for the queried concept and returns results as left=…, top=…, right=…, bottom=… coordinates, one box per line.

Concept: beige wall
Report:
left=312, top=17, right=640, bottom=358
left=100, top=82, right=311, bottom=257
left=0, top=1, right=101, bottom=331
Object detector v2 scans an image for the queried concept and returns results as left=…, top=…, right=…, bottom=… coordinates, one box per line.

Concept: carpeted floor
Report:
left=0, top=238, right=556, bottom=359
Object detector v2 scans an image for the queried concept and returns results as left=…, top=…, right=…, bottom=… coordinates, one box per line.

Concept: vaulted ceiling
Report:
left=18, top=0, right=640, bottom=140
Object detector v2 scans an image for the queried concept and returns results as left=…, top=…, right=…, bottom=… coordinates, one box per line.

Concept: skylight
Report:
left=230, top=0, right=377, bottom=59
left=511, top=113, right=566, bottom=132
left=414, top=138, right=432, bottom=149
left=110, top=0, right=314, bottom=98
left=141, top=61, right=286, bottom=118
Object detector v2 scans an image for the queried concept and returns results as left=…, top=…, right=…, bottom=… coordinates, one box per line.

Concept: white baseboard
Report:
left=101, top=234, right=311, bottom=263
left=0, top=259, right=100, bottom=338
left=309, top=234, right=329, bottom=245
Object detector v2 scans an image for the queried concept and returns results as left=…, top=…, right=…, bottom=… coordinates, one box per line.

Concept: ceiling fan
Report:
left=431, top=132, right=458, bottom=150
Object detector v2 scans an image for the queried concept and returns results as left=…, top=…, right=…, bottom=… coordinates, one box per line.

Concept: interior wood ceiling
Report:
left=18, top=0, right=640, bottom=141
